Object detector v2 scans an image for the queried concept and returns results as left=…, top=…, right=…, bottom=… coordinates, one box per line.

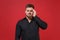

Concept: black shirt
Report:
left=15, top=16, right=47, bottom=40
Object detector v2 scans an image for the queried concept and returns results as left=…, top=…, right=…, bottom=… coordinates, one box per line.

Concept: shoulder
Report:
left=16, top=17, right=26, bottom=25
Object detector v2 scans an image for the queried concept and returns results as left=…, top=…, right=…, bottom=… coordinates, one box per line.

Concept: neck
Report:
left=26, top=16, right=32, bottom=23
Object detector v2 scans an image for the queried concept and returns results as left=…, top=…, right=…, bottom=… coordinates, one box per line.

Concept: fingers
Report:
left=33, top=9, right=36, bottom=17
left=33, top=9, right=36, bottom=13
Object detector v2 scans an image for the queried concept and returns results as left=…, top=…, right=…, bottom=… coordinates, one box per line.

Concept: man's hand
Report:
left=33, top=9, right=36, bottom=17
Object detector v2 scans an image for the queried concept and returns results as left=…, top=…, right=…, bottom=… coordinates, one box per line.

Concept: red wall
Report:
left=0, top=0, right=60, bottom=40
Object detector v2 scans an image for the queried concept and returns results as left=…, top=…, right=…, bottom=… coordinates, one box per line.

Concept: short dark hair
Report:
left=25, top=4, right=34, bottom=9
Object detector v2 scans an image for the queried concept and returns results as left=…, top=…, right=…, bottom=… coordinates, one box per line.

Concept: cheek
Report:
left=25, top=11, right=28, bottom=15
left=25, top=13, right=28, bottom=15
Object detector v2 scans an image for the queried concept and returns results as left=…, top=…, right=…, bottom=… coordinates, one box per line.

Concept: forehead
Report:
left=26, top=7, right=33, bottom=10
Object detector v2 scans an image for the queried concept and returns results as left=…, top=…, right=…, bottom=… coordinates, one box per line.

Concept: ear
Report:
left=25, top=10, right=26, bottom=13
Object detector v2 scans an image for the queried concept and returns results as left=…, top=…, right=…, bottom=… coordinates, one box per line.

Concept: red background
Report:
left=0, top=0, right=60, bottom=40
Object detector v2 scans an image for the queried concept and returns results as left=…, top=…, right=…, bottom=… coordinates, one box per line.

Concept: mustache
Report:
left=28, top=13, right=31, bottom=14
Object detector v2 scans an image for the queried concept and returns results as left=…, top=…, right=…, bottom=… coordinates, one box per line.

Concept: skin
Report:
left=25, top=7, right=36, bottom=23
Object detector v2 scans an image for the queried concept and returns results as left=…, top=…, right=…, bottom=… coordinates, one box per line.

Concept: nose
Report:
left=29, top=13, right=31, bottom=14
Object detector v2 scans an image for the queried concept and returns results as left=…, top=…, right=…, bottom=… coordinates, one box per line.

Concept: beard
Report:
left=26, top=15, right=33, bottom=19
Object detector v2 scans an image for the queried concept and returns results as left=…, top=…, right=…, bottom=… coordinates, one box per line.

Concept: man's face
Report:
left=25, top=7, right=34, bottom=18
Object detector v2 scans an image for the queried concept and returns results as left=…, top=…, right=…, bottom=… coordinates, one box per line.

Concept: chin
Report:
left=27, top=15, right=33, bottom=18
left=29, top=15, right=33, bottom=17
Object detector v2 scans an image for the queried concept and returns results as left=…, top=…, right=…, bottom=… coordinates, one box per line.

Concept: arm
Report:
left=33, top=16, right=47, bottom=29
left=15, top=21, right=22, bottom=40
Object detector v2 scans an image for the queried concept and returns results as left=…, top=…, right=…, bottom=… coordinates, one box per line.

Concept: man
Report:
left=15, top=4, right=47, bottom=40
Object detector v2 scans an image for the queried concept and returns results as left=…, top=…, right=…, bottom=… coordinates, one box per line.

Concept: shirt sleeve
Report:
left=33, top=16, right=47, bottom=29
left=15, top=21, right=22, bottom=40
